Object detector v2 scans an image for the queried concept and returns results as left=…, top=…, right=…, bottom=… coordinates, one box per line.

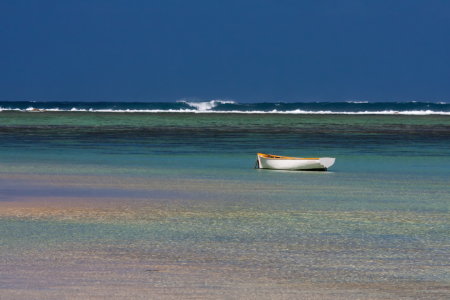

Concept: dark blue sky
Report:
left=1, top=0, right=449, bottom=102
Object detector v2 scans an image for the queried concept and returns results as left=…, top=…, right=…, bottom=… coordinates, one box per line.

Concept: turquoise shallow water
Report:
left=0, top=112, right=449, bottom=298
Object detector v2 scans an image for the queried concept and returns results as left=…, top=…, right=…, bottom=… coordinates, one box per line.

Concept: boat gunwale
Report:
left=257, top=153, right=320, bottom=160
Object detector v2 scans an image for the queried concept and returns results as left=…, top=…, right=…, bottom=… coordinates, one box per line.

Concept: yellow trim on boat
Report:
left=257, top=153, right=319, bottom=160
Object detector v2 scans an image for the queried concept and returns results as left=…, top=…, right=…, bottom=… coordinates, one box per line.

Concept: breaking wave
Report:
left=177, top=100, right=236, bottom=111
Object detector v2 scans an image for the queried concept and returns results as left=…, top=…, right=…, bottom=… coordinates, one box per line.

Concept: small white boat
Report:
left=255, top=153, right=335, bottom=171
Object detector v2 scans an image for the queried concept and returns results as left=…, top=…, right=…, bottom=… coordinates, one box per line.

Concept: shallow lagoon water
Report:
left=0, top=112, right=449, bottom=299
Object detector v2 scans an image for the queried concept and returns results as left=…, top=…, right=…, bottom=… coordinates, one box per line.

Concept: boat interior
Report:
left=257, top=153, right=319, bottom=160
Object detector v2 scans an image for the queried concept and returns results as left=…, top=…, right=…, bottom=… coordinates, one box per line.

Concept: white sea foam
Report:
left=1, top=107, right=449, bottom=115
left=346, top=101, right=369, bottom=103
left=79, top=109, right=450, bottom=115
left=0, top=107, right=21, bottom=112
left=177, top=99, right=236, bottom=111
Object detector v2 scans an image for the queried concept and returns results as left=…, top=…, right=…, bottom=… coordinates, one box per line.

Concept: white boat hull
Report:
left=257, top=154, right=335, bottom=171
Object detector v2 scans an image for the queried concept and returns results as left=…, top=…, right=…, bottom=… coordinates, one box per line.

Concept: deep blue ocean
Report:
left=1, top=101, right=449, bottom=298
